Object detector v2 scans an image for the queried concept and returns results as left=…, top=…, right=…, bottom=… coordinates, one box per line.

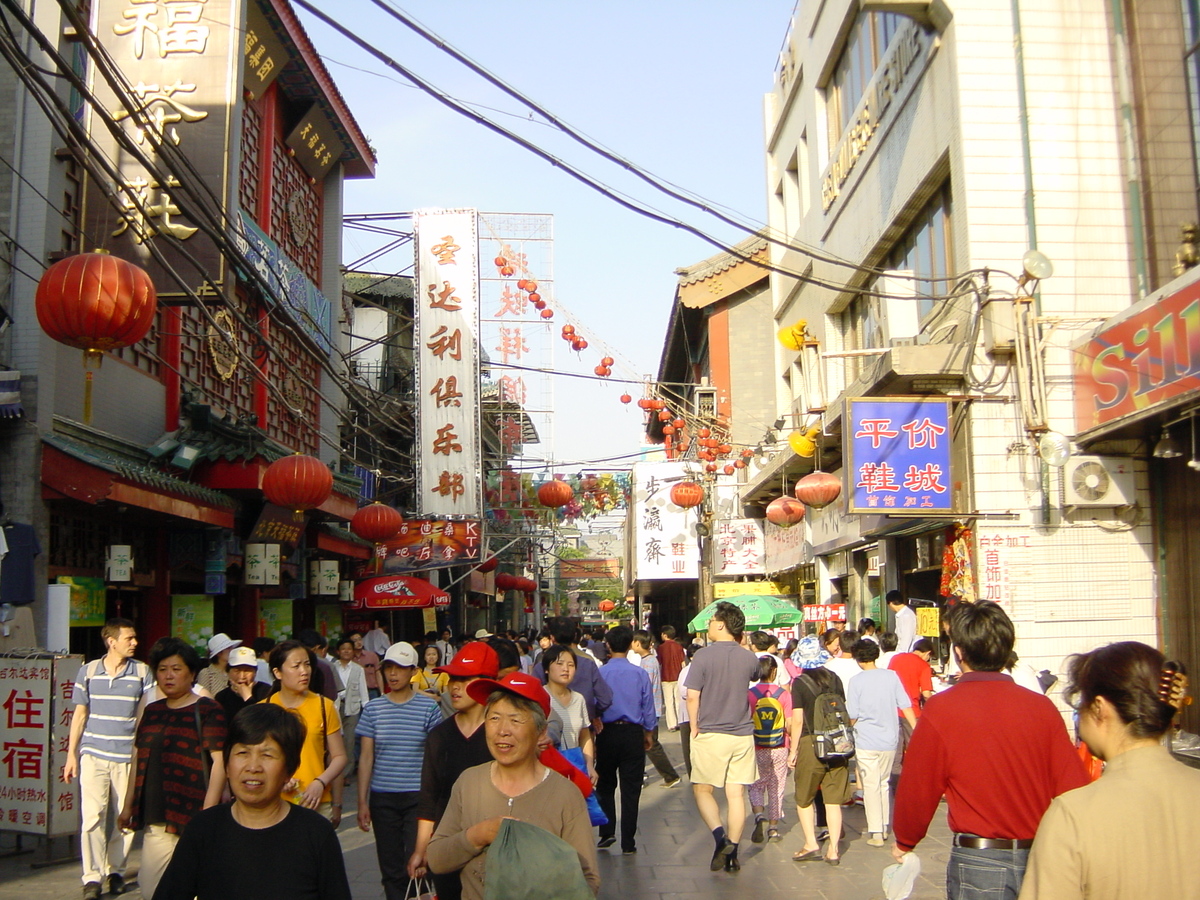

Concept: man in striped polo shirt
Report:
left=355, top=641, right=442, bottom=900
left=64, top=618, right=153, bottom=900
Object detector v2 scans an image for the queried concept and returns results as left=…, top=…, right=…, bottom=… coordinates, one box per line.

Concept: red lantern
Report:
left=669, top=481, right=704, bottom=508
left=495, top=572, right=517, bottom=590
left=718, top=443, right=732, bottom=455
left=540, top=309, right=554, bottom=319
left=651, top=399, right=665, bottom=410
left=36, top=252, right=158, bottom=424
left=795, top=471, right=842, bottom=509
left=562, top=324, right=575, bottom=335
left=517, top=279, right=528, bottom=290
left=698, top=428, right=711, bottom=439
left=662, top=425, right=675, bottom=435
left=601, top=356, right=614, bottom=366
left=620, top=394, right=632, bottom=404
left=734, top=459, right=746, bottom=469
left=594, top=365, right=608, bottom=376
left=501, top=265, right=515, bottom=277
left=522, top=577, right=538, bottom=593
left=525, top=279, right=538, bottom=292
left=723, top=465, right=735, bottom=476
left=262, top=454, right=333, bottom=513
left=537, top=479, right=574, bottom=508
left=350, top=503, right=403, bottom=543
left=636, top=398, right=651, bottom=409
left=532, top=299, right=546, bottom=309
left=766, top=496, right=805, bottom=528
left=741, top=448, right=754, bottom=458
left=528, top=292, right=541, bottom=303
left=705, top=463, right=717, bottom=473
left=672, top=418, right=686, bottom=429
left=598, top=599, right=615, bottom=613
left=576, top=339, right=589, bottom=350
left=477, top=556, right=498, bottom=573
left=657, top=410, right=671, bottom=422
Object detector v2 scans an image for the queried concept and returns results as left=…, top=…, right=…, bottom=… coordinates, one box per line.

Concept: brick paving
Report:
left=0, top=729, right=952, bottom=899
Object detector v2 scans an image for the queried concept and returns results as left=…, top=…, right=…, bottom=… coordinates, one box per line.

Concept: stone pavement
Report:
left=0, top=729, right=952, bottom=899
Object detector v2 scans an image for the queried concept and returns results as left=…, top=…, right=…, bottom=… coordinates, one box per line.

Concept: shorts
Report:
left=690, top=731, right=757, bottom=788
left=792, top=734, right=852, bottom=808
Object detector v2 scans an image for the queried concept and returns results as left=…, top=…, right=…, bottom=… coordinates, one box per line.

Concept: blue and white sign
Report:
left=846, top=397, right=952, bottom=515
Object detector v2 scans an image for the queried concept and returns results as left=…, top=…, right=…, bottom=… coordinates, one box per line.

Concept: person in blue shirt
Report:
left=356, top=642, right=443, bottom=900
left=594, top=626, right=656, bottom=855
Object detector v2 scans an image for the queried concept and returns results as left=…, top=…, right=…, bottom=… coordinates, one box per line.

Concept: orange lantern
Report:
left=795, top=471, right=842, bottom=509
left=477, top=556, right=498, bottom=573
left=262, top=454, right=333, bottom=515
left=536, top=479, right=574, bottom=508
left=350, top=503, right=403, bottom=543
left=766, top=496, right=805, bottom=528
left=669, top=481, right=704, bottom=508
left=620, top=394, right=632, bottom=404
left=36, top=251, right=158, bottom=424
left=598, top=599, right=616, bottom=613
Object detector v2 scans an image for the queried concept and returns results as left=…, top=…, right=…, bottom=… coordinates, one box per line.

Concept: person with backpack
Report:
left=787, top=664, right=854, bottom=865
left=845, top=639, right=916, bottom=847
left=747, top=656, right=792, bottom=843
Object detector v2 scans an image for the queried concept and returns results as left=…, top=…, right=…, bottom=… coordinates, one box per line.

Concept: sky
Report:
left=298, top=0, right=797, bottom=467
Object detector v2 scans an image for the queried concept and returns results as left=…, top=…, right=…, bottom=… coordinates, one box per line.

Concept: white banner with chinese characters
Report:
left=764, top=519, right=813, bottom=575
left=713, top=518, right=765, bottom=576
left=631, top=462, right=700, bottom=581
left=975, top=530, right=1023, bottom=608
left=414, top=210, right=481, bottom=517
left=0, top=654, right=82, bottom=835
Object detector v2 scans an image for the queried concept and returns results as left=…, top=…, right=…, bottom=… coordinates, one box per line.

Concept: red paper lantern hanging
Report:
left=594, top=365, right=608, bottom=376
left=517, top=279, right=528, bottom=290
left=794, top=471, right=843, bottom=509
left=600, top=356, right=614, bottom=366
left=501, top=266, right=515, bottom=277
left=562, top=324, right=575, bottom=335
left=494, top=256, right=507, bottom=267
left=525, top=279, right=538, bottom=292
left=350, top=503, right=403, bottom=544
left=705, top=463, right=717, bottom=473
left=669, top=481, right=704, bottom=508
left=262, top=454, right=333, bottom=514
left=723, top=465, right=735, bottom=476
left=36, top=251, right=158, bottom=424
left=620, top=394, right=632, bottom=404
left=765, top=496, right=806, bottom=528
left=718, top=443, right=732, bottom=455
left=576, top=339, right=589, bottom=350
left=698, top=427, right=712, bottom=439
left=598, top=599, right=616, bottom=613
left=540, top=309, right=554, bottom=319
left=657, top=410, right=671, bottom=422
left=636, top=398, right=651, bottom=409
left=662, top=425, right=675, bottom=435
left=476, top=556, right=498, bottom=573
left=536, top=479, right=575, bottom=508
left=495, top=572, right=517, bottom=590
left=672, top=418, right=686, bottom=429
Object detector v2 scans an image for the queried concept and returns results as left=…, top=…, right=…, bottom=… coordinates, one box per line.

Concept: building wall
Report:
left=762, top=0, right=1158, bottom=684
left=726, top=286, right=778, bottom=449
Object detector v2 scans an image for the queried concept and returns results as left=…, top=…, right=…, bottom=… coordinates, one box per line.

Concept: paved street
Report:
left=0, top=730, right=951, bottom=899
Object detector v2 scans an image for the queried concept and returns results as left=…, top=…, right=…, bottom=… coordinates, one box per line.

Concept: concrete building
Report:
left=747, top=0, right=1169, bottom=679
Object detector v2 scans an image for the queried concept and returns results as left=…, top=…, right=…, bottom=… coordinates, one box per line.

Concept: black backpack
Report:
left=803, top=673, right=855, bottom=764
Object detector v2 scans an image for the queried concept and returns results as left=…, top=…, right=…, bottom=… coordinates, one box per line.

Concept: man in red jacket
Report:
left=891, top=601, right=1088, bottom=899
left=656, top=625, right=686, bottom=731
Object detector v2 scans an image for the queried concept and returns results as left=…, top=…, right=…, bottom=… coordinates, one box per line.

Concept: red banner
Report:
left=373, top=519, right=482, bottom=573
left=803, top=603, right=847, bottom=623
left=352, top=576, right=450, bottom=610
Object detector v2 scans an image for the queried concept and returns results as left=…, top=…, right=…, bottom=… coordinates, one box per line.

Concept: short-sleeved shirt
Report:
left=889, top=652, right=934, bottom=717
left=72, top=657, right=153, bottom=763
left=789, top=672, right=844, bottom=738
left=846, top=667, right=912, bottom=751
left=549, top=689, right=589, bottom=750
left=356, top=692, right=442, bottom=794
left=684, top=641, right=761, bottom=736
left=130, top=697, right=227, bottom=833
left=266, top=692, right=340, bottom=803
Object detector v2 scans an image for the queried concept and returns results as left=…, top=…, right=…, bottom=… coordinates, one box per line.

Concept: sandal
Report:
left=791, top=847, right=822, bottom=861
left=766, top=828, right=782, bottom=842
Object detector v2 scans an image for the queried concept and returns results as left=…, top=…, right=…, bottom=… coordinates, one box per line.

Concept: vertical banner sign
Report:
left=846, top=397, right=953, bottom=515
left=713, top=519, right=765, bottom=576
left=631, top=462, right=700, bottom=581
left=414, top=210, right=481, bottom=517
left=86, top=0, right=238, bottom=296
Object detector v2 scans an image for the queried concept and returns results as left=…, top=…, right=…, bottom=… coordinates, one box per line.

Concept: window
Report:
left=887, top=183, right=954, bottom=319
left=826, top=11, right=903, bottom=144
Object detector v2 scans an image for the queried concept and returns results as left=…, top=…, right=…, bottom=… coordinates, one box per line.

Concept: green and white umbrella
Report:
left=687, top=594, right=804, bottom=633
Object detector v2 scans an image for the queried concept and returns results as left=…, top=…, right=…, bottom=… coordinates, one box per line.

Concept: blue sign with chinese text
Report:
left=847, top=398, right=952, bottom=515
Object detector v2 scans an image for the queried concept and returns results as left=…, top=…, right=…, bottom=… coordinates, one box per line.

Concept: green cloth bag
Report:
left=483, top=818, right=592, bottom=900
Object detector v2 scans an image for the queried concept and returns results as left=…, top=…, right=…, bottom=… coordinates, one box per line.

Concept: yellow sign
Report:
left=714, top=582, right=788, bottom=599
left=917, top=607, right=940, bottom=637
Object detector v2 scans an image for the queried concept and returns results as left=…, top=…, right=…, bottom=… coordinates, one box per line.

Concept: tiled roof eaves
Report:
left=675, top=236, right=770, bottom=287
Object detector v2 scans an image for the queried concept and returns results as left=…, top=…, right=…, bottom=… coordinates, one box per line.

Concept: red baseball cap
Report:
left=466, top=672, right=552, bottom=716
left=435, top=641, right=499, bottom=678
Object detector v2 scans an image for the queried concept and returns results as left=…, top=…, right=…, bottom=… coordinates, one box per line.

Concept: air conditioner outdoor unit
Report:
left=1062, top=456, right=1136, bottom=509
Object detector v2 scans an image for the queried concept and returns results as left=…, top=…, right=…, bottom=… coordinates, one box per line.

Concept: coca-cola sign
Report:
left=352, top=575, right=450, bottom=609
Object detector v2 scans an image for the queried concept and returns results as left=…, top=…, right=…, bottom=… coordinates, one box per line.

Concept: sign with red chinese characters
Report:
left=713, top=519, right=765, bottom=576
left=847, top=398, right=953, bottom=515
left=975, top=530, right=1026, bottom=607
left=414, top=210, right=481, bottom=517
left=631, top=462, right=699, bottom=581
left=375, top=519, right=482, bottom=573
left=0, top=654, right=82, bottom=835
left=352, top=576, right=450, bottom=610
left=803, top=603, right=847, bottom=622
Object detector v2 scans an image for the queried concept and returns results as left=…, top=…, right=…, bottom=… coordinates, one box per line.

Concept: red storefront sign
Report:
left=803, top=603, right=847, bottom=623
left=352, top=576, right=450, bottom=610
left=1073, top=276, right=1200, bottom=435
left=373, top=519, right=482, bottom=573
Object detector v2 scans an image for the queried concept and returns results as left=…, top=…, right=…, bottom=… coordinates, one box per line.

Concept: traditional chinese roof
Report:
left=343, top=272, right=414, bottom=303
left=674, top=234, right=769, bottom=308
left=266, top=0, right=376, bottom=178
left=46, top=418, right=238, bottom=510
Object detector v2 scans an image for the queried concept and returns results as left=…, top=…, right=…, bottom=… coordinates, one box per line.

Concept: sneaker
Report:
left=105, top=874, right=126, bottom=896
left=83, top=884, right=101, bottom=900
left=597, top=835, right=616, bottom=849
left=662, top=777, right=681, bottom=788
left=867, top=833, right=886, bottom=847
left=751, top=818, right=766, bottom=843
left=622, top=845, right=637, bottom=855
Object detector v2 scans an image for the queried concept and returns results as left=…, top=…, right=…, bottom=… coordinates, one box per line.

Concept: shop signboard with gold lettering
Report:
left=242, top=0, right=287, bottom=100
left=413, top=210, right=482, bottom=517
left=285, top=106, right=348, bottom=183
left=84, top=0, right=240, bottom=297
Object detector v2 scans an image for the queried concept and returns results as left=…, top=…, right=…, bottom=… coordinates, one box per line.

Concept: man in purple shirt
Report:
left=594, top=625, right=656, bottom=855
left=532, top=623, right=613, bottom=726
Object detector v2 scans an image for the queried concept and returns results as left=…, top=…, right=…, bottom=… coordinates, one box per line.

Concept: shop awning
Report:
left=353, top=575, right=450, bottom=609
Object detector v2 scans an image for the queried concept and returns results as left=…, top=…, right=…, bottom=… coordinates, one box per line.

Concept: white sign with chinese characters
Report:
left=414, top=210, right=481, bottom=517
left=713, top=518, right=765, bottom=576
left=631, top=462, right=700, bottom=581
left=764, top=519, right=813, bottom=575
left=975, top=530, right=1023, bottom=608
left=0, top=654, right=82, bottom=835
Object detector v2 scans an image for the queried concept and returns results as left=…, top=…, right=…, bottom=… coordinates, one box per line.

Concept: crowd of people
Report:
left=61, top=601, right=1200, bottom=900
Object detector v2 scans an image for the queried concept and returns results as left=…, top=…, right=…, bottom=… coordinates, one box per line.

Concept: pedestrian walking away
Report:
left=657, top=625, right=686, bottom=731
left=684, top=601, right=762, bottom=873
left=64, top=618, right=153, bottom=900
left=747, top=655, right=791, bottom=844
left=631, top=629, right=681, bottom=787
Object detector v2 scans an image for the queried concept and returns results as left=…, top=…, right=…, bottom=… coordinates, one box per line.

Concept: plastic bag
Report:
left=557, top=746, right=608, bottom=827
left=403, top=876, right=437, bottom=900
left=484, top=818, right=592, bottom=900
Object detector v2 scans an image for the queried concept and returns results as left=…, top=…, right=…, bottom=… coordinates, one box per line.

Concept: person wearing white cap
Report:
left=356, top=642, right=442, bottom=900
left=198, top=633, right=242, bottom=697
left=214, top=647, right=272, bottom=720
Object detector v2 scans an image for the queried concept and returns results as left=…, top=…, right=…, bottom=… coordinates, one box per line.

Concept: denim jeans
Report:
left=947, top=846, right=1031, bottom=900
